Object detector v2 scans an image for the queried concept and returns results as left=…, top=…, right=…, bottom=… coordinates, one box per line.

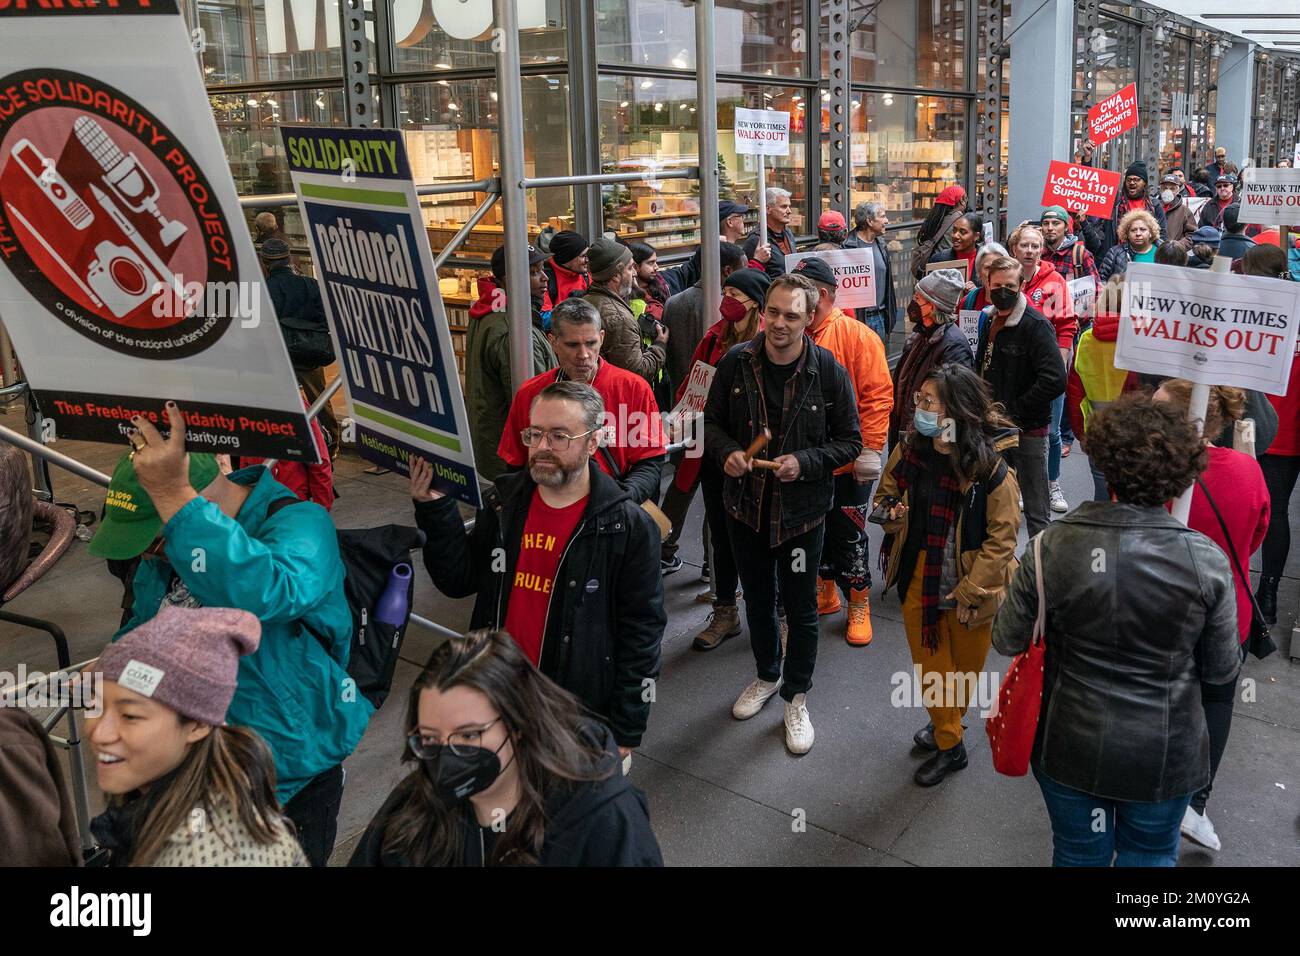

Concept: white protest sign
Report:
left=0, top=0, right=316, bottom=460
left=1116, top=263, right=1300, bottom=394
left=665, top=360, right=715, bottom=448
left=1239, top=167, right=1300, bottom=226
left=1185, top=196, right=1209, bottom=221
left=1068, top=277, right=1096, bottom=321
left=786, top=247, right=876, bottom=308
left=958, top=309, right=982, bottom=354
left=734, top=108, right=790, bottom=157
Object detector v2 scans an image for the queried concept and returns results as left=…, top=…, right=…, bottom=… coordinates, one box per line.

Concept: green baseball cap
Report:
left=88, top=451, right=219, bottom=560
left=1041, top=206, right=1070, bottom=225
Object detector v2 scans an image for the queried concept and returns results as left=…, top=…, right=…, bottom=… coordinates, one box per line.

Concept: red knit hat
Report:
left=936, top=185, right=967, bottom=207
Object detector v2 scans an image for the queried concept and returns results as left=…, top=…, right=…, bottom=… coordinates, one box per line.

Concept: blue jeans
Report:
left=1090, top=459, right=1109, bottom=502
left=1034, top=767, right=1190, bottom=867
left=863, top=313, right=886, bottom=342
left=1048, top=393, right=1065, bottom=482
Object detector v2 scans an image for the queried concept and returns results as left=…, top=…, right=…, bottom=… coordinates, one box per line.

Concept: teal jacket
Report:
left=115, top=466, right=373, bottom=803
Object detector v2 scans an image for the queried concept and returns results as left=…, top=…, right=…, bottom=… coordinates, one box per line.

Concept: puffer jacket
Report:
left=808, top=307, right=894, bottom=457
left=889, top=319, right=974, bottom=451
left=118, top=466, right=373, bottom=804
left=587, top=286, right=667, bottom=385
left=1083, top=192, right=1168, bottom=262
left=992, top=503, right=1242, bottom=802
left=874, top=432, right=1022, bottom=625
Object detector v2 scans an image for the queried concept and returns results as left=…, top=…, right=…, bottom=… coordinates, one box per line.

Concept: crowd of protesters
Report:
left=5, top=140, right=1297, bottom=871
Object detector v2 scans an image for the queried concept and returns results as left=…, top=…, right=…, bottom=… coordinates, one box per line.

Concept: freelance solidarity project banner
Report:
left=283, top=126, right=480, bottom=507
left=0, top=0, right=315, bottom=461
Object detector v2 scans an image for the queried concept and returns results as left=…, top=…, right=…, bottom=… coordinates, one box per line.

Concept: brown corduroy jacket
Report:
left=0, top=708, right=81, bottom=866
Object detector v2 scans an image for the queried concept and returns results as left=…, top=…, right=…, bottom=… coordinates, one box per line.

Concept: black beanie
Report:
left=549, top=230, right=588, bottom=266
left=1124, top=160, right=1149, bottom=184
left=723, top=268, right=772, bottom=310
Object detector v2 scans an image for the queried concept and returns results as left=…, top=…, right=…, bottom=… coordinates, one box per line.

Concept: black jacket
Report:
left=743, top=226, right=798, bottom=278
left=1098, top=242, right=1150, bottom=283
left=348, top=721, right=664, bottom=867
left=842, top=231, right=899, bottom=334
left=889, top=320, right=974, bottom=451
left=992, top=503, right=1241, bottom=802
left=1218, top=233, right=1256, bottom=262
left=415, top=464, right=665, bottom=747
left=1082, top=192, right=1168, bottom=263
left=266, top=265, right=334, bottom=370
left=974, top=298, right=1066, bottom=431
left=703, top=333, right=861, bottom=546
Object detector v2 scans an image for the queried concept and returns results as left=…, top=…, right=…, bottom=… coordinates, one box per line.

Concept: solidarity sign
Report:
left=0, top=0, right=314, bottom=459
left=284, top=126, right=480, bottom=507
left=1087, top=83, right=1139, bottom=148
left=1116, top=263, right=1300, bottom=394
left=1041, top=160, right=1121, bottom=219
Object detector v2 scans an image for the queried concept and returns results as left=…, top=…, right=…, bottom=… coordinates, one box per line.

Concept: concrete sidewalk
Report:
left=1, top=403, right=1295, bottom=867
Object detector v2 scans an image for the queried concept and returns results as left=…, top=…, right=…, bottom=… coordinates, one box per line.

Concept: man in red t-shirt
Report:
left=498, top=297, right=667, bottom=503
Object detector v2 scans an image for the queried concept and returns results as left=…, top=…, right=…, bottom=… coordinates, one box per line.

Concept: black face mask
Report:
left=990, top=287, right=1020, bottom=312
left=906, top=299, right=924, bottom=324
left=420, top=735, right=512, bottom=804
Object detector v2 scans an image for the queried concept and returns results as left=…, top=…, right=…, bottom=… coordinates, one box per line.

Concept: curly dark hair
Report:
left=1086, top=392, right=1208, bottom=506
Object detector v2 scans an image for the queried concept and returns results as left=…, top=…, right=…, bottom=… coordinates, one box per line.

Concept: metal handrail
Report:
left=237, top=178, right=500, bottom=208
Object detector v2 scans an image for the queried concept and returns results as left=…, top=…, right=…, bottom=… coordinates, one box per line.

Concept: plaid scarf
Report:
left=891, top=444, right=963, bottom=651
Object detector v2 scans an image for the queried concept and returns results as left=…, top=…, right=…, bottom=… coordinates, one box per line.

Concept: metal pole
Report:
left=696, top=0, right=721, bottom=330
left=757, top=159, right=768, bottom=247
left=522, top=168, right=696, bottom=189
left=1170, top=254, right=1232, bottom=524
left=433, top=194, right=499, bottom=270
left=307, top=375, right=343, bottom=421
left=236, top=180, right=499, bottom=208
left=409, top=611, right=463, bottom=642
left=0, top=422, right=111, bottom=487
left=494, top=0, right=533, bottom=397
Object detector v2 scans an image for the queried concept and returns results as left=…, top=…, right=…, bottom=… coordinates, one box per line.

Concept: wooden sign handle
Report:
left=743, top=427, right=771, bottom=462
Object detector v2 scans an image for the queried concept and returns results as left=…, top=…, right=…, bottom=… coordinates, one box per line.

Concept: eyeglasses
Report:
left=913, top=391, right=944, bottom=412
left=407, top=717, right=503, bottom=759
left=520, top=427, right=597, bottom=450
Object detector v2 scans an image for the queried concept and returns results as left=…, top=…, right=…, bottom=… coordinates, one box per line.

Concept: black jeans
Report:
left=729, top=518, right=824, bottom=701
left=1259, top=453, right=1300, bottom=578
left=819, top=472, right=873, bottom=594
left=284, top=763, right=345, bottom=867
left=1191, top=676, right=1238, bottom=814
left=701, top=466, right=739, bottom=605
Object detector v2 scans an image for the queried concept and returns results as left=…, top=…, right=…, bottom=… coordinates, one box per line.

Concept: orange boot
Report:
left=846, top=587, right=873, bottom=646
left=817, top=578, right=841, bottom=615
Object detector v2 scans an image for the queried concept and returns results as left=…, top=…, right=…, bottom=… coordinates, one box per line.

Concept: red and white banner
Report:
left=1041, top=160, right=1121, bottom=219
left=734, top=107, right=790, bottom=157
left=1239, top=167, right=1300, bottom=226
left=785, top=247, right=876, bottom=308
left=1088, top=83, right=1138, bottom=148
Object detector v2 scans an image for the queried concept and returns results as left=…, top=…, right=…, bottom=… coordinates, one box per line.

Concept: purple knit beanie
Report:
left=97, top=607, right=261, bottom=726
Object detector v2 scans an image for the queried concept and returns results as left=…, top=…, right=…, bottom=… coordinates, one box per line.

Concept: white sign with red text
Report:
left=1116, top=263, right=1300, bottom=394
left=1239, top=167, right=1300, bottom=226
left=734, top=108, right=790, bottom=157
left=786, top=247, right=876, bottom=308
left=665, top=360, right=715, bottom=448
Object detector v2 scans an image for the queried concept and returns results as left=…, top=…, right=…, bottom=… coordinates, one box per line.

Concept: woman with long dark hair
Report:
left=875, top=363, right=1021, bottom=786
left=993, top=393, right=1241, bottom=866
left=350, top=630, right=663, bottom=866
left=86, top=606, right=306, bottom=867
left=911, top=184, right=968, bottom=279
left=927, top=212, right=985, bottom=281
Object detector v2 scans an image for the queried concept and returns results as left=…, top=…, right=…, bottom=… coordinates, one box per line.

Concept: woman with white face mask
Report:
left=86, top=606, right=306, bottom=867
left=874, top=364, right=1022, bottom=786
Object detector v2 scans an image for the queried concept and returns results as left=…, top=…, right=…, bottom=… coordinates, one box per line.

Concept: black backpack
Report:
left=267, top=496, right=425, bottom=708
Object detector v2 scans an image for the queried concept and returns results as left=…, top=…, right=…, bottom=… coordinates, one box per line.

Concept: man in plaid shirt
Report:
left=1040, top=206, right=1101, bottom=293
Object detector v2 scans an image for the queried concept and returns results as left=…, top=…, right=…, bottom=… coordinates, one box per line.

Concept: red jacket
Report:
left=1266, top=350, right=1300, bottom=457
left=1023, top=259, right=1078, bottom=349
left=240, top=412, right=334, bottom=510
left=541, top=259, right=590, bottom=312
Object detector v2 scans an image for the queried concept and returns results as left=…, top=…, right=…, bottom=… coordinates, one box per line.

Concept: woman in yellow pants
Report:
left=875, top=364, right=1022, bottom=786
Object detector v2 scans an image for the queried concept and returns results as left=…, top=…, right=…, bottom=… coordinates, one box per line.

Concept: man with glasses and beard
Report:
left=413, top=380, right=666, bottom=769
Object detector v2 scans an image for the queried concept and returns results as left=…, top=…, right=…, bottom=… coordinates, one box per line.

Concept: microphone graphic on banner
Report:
left=73, top=115, right=188, bottom=246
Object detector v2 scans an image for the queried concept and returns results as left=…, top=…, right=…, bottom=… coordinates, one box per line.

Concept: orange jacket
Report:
left=808, top=307, right=893, bottom=469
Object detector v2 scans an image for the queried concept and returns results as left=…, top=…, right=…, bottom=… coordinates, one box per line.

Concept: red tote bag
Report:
left=987, top=532, right=1047, bottom=776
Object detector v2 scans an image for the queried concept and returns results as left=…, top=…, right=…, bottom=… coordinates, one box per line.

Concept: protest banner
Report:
left=1087, top=83, right=1138, bottom=148
left=1068, top=277, right=1096, bottom=321
left=1041, top=160, right=1122, bottom=219
left=0, top=0, right=315, bottom=460
left=664, top=359, right=715, bottom=452
left=1185, top=195, right=1209, bottom=221
left=926, top=258, right=970, bottom=280
left=786, top=247, right=876, bottom=308
left=1239, top=167, right=1300, bottom=226
left=958, top=309, right=982, bottom=354
left=1116, top=263, right=1300, bottom=394
left=284, top=126, right=480, bottom=506
left=734, top=108, right=789, bottom=245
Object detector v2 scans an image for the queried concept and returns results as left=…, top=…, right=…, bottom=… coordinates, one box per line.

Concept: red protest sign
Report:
left=1041, top=160, right=1122, bottom=219
left=1088, top=83, right=1138, bottom=147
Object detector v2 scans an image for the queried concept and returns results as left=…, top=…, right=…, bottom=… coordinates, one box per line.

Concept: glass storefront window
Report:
left=390, top=0, right=566, bottom=72
left=822, top=91, right=966, bottom=226
left=1074, top=13, right=1140, bottom=172
left=596, top=0, right=807, bottom=77
left=598, top=76, right=810, bottom=255
left=823, top=0, right=966, bottom=91
left=186, top=0, right=254, bottom=85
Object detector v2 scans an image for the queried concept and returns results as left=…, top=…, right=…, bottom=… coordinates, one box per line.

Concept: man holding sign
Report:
left=793, top=257, right=894, bottom=647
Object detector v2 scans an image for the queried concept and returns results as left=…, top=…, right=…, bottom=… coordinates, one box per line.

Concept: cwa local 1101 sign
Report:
left=1088, top=83, right=1139, bottom=148
left=1041, top=160, right=1121, bottom=219
left=1116, top=263, right=1300, bottom=394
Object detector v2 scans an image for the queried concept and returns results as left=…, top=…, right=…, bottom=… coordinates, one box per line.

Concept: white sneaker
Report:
left=1049, top=480, right=1068, bottom=514
left=784, top=693, right=815, bottom=754
left=1180, top=806, right=1221, bottom=851
left=733, top=677, right=782, bottom=720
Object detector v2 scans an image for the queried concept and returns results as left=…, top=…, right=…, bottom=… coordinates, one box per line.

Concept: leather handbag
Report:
left=1195, top=478, right=1277, bottom=661
left=986, top=531, right=1047, bottom=776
